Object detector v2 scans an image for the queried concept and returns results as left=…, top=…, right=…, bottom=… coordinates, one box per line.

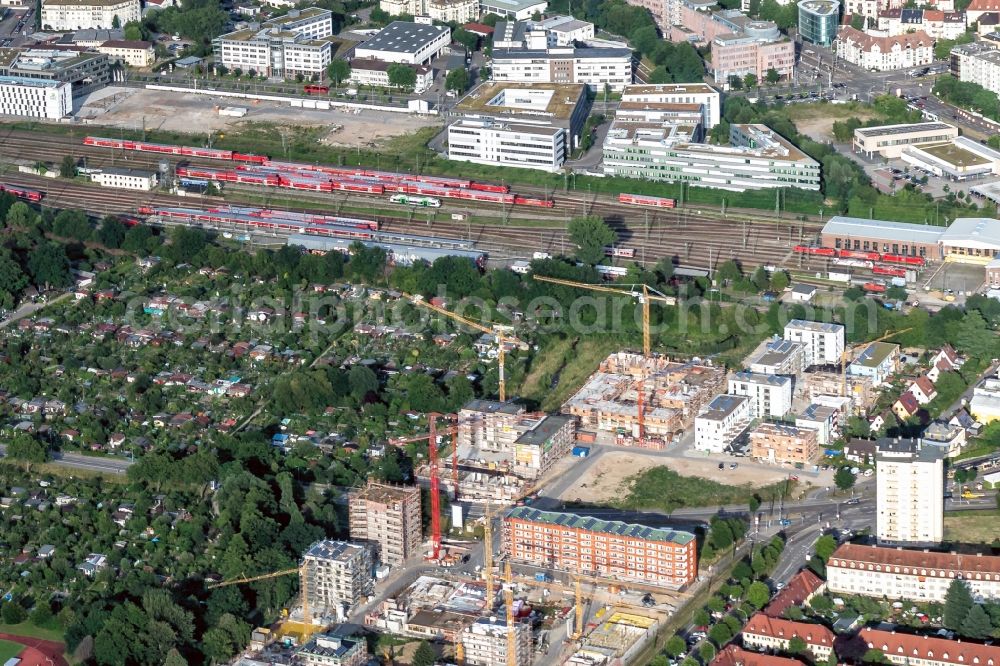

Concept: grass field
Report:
left=0, top=621, right=65, bottom=642
left=518, top=336, right=623, bottom=412
left=944, top=509, right=1000, bottom=544
left=619, top=467, right=793, bottom=513
left=0, top=640, right=23, bottom=663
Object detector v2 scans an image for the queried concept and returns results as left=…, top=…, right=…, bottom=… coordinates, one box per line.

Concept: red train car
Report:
left=882, top=254, right=925, bottom=267
left=618, top=193, right=677, bottom=208
left=839, top=249, right=881, bottom=261
left=872, top=266, right=907, bottom=278
left=0, top=183, right=44, bottom=202
left=863, top=282, right=887, bottom=293
left=304, top=84, right=329, bottom=95
left=284, top=179, right=334, bottom=192
left=513, top=196, right=554, bottom=208
left=793, top=245, right=837, bottom=257
left=332, top=181, right=385, bottom=194
left=469, top=182, right=510, bottom=193
left=233, top=153, right=269, bottom=165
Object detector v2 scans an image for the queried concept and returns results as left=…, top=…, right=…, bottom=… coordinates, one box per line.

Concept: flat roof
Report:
left=855, top=122, right=955, bottom=138
left=822, top=215, right=945, bottom=244
left=876, top=436, right=944, bottom=462
left=0, top=75, right=63, bottom=87
left=623, top=83, right=719, bottom=96
left=358, top=21, right=448, bottom=54
left=513, top=414, right=574, bottom=447
left=481, top=0, right=547, bottom=10
left=785, top=318, right=844, bottom=333
left=699, top=394, right=749, bottom=421
left=851, top=341, right=898, bottom=368
left=303, top=539, right=367, bottom=563
left=916, top=141, right=990, bottom=167
left=939, top=217, right=1000, bottom=249
left=454, top=81, right=586, bottom=120
left=798, top=0, right=840, bottom=13
left=506, top=506, right=696, bottom=545
left=492, top=45, right=632, bottom=59
left=101, top=167, right=156, bottom=177
left=730, top=371, right=792, bottom=387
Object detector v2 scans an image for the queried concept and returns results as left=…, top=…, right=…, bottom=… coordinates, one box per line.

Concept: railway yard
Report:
left=0, top=128, right=856, bottom=280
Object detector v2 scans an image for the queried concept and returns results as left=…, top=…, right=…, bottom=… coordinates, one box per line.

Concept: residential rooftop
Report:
left=506, top=506, right=696, bottom=544
left=303, top=539, right=367, bottom=563
left=699, top=394, right=749, bottom=421
left=785, top=319, right=845, bottom=333
left=877, top=436, right=945, bottom=462
left=513, top=415, right=574, bottom=447
left=851, top=341, right=899, bottom=368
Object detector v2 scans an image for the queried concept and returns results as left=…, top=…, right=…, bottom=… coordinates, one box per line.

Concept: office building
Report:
left=783, top=320, right=845, bottom=367
left=355, top=21, right=450, bottom=66
left=347, top=481, right=422, bottom=566
left=348, top=58, right=433, bottom=92
left=602, top=122, right=820, bottom=192
left=503, top=506, right=698, bottom=588
left=741, top=614, right=835, bottom=661
left=301, top=540, right=374, bottom=616
left=712, top=26, right=795, bottom=86
left=532, top=15, right=595, bottom=45
left=297, top=633, right=368, bottom=666
left=749, top=423, right=819, bottom=465
left=461, top=617, right=532, bottom=666
left=695, top=394, right=752, bottom=453
left=0, top=48, right=111, bottom=97
left=214, top=8, right=335, bottom=79
left=798, top=0, right=839, bottom=46
left=728, top=371, right=792, bottom=419
left=847, top=341, right=900, bottom=387
left=835, top=27, right=933, bottom=71
left=853, top=121, right=959, bottom=159
left=0, top=76, right=71, bottom=119
left=447, top=81, right=589, bottom=171
left=902, top=135, right=1000, bottom=181
left=479, top=0, right=548, bottom=20
left=96, top=39, right=154, bottom=67
left=41, top=0, right=140, bottom=31
left=876, top=437, right=944, bottom=546
left=827, top=542, right=1000, bottom=602
left=619, top=82, right=721, bottom=129
left=92, top=167, right=158, bottom=191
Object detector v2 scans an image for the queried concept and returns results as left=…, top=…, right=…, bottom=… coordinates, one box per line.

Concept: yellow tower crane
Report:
left=531, top=275, right=676, bottom=358
left=409, top=296, right=526, bottom=402
left=207, top=563, right=321, bottom=638
left=840, top=327, right=913, bottom=396
left=504, top=562, right=517, bottom=666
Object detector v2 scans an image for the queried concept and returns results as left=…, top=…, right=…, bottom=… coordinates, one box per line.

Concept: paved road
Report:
left=0, top=445, right=133, bottom=474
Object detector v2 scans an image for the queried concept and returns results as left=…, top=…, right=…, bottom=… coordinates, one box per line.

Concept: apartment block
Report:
left=727, top=371, right=792, bottom=419
left=503, top=507, right=697, bottom=588
left=877, top=8, right=966, bottom=39
left=749, top=423, right=819, bottom=466
left=96, top=39, right=154, bottom=67
left=951, top=41, right=1000, bottom=95
left=512, top=415, right=575, bottom=479
left=827, top=542, right=1000, bottom=602
left=748, top=338, right=805, bottom=377
left=625, top=0, right=673, bottom=32
left=835, top=27, right=934, bottom=71
left=214, top=8, right=334, bottom=79
left=857, top=629, right=1000, bottom=666
left=461, top=617, right=532, bottom=666
left=848, top=341, right=900, bottom=387
left=428, top=0, right=479, bottom=22
left=782, top=320, right=845, bottom=368
left=297, top=632, right=368, bottom=666
left=741, top=613, right=835, bottom=660
left=695, top=394, right=751, bottom=453
left=348, top=481, right=422, bottom=566
left=348, top=58, right=434, bottom=93
left=41, top=0, right=140, bottom=31
left=301, top=540, right=374, bottom=617
left=563, top=352, right=725, bottom=441
left=795, top=403, right=840, bottom=446
left=0, top=76, right=71, bottom=119
left=876, top=437, right=944, bottom=546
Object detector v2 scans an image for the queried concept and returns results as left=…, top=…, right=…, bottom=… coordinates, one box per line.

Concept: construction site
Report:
left=562, top=352, right=726, bottom=448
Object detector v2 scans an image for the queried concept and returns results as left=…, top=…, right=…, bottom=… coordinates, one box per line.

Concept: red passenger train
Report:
left=793, top=245, right=926, bottom=267
left=0, top=183, right=44, bottom=202
left=618, top=193, right=677, bottom=208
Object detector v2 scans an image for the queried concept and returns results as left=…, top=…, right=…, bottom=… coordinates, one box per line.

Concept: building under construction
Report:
left=460, top=616, right=532, bottom=666
left=562, top=352, right=725, bottom=442
left=801, top=370, right=877, bottom=414
left=347, top=481, right=422, bottom=567
left=301, top=540, right=374, bottom=621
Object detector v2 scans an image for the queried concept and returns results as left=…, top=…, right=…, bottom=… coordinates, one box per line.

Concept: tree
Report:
left=814, top=534, right=838, bottom=562
left=944, top=579, right=975, bottom=630
left=97, top=216, right=127, bottom=249
left=709, top=623, right=733, bottom=647
left=7, top=433, right=47, bottom=463
left=0, top=603, right=25, bottom=624
left=744, top=73, right=758, bottom=90
left=770, top=271, right=789, bottom=292
left=387, top=63, right=417, bottom=89
left=412, top=641, right=436, bottom=666
left=665, top=635, right=687, bottom=658
left=960, top=604, right=993, bottom=639
left=5, top=201, right=33, bottom=228
left=60, top=155, right=78, bottom=178
left=863, top=649, right=886, bottom=664
left=28, top=243, right=71, bottom=288
left=834, top=467, right=855, bottom=491
left=693, top=609, right=711, bottom=627
left=348, top=365, right=378, bottom=402
left=717, top=259, right=742, bottom=284
left=568, top=216, right=617, bottom=264
left=788, top=636, right=807, bottom=655
left=446, top=67, right=469, bottom=93
left=112, top=13, right=121, bottom=28
left=746, top=581, right=771, bottom=609
left=727, top=74, right=743, bottom=90
left=124, top=21, right=144, bottom=41
left=766, top=67, right=781, bottom=85
left=327, top=59, right=350, bottom=86
left=699, top=642, right=716, bottom=663
left=452, top=28, right=478, bottom=53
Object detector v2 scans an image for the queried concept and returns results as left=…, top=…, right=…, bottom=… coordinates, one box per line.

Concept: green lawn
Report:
left=0, top=621, right=65, bottom=642
left=944, top=509, right=1000, bottom=544
left=618, top=467, right=793, bottom=513
left=0, top=639, right=24, bottom=662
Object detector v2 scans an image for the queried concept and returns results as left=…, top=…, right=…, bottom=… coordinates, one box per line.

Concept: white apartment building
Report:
left=748, top=338, right=805, bottom=377
left=783, top=320, right=845, bottom=368
left=619, top=82, right=720, bottom=129
left=41, top=0, right=140, bottom=31
left=301, top=540, right=374, bottom=617
left=835, top=26, right=934, bottom=71
left=952, top=41, right=1000, bottom=95
left=448, top=118, right=566, bottom=171
left=355, top=21, right=450, bottom=66
left=461, top=617, right=532, bottom=666
left=92, top=167, right=158, bottom=191
left=96, top=39, right=154, bottom=67
left=876, top=437, right=944, bottom=546
left=727, top=371, right=793, bottom=419
left=428, top=0, right=479, bottom=22
left=827, top=542, right=1000, bottom=603
left=795, top=403, right=839, bottom=447
left=877, top=8, right=966, bottom=39
left=0, top=76, right=71, bottom=119
left=695, top=394, right=751, bottom=453
left=215, top=8, right=334, bottom=79
left=348, top=58, right=434, bottom=92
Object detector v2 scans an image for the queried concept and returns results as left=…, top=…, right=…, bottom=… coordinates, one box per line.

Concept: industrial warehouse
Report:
left=818, top=216, right=1000, bottom=263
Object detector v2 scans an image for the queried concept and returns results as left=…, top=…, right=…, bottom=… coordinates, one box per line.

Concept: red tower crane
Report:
left=428, top=412, right=444, bottom=560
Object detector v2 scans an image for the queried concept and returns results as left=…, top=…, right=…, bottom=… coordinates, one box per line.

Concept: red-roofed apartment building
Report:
left=968, top=0, right=1000, bottom=23
left=712, top=645, right=808, bottom=666
left=741, top=614, right=836, bottom=661
left=827, top=543, right=1000, bottom=603
left=856, top=629, right=1000, bottom=666
left=763, top=569, right=826, bottom=618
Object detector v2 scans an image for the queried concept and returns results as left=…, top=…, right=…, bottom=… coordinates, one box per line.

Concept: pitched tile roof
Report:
left=829, top=543, right=1000, bottom=577
left=742, top=613, right=836, bottom=648
left=712, top=645, right=809, bottom=666
left=895, top=391, right=920, bottom=415
left=764, top=569, right=826, bottom=618
left=859, top=629, right=1000, bottom=666
left=837, top=25, right=934, bottom=51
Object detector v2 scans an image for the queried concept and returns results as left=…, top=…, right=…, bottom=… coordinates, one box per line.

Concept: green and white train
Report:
left=389, top=194, right=442, bottom=208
